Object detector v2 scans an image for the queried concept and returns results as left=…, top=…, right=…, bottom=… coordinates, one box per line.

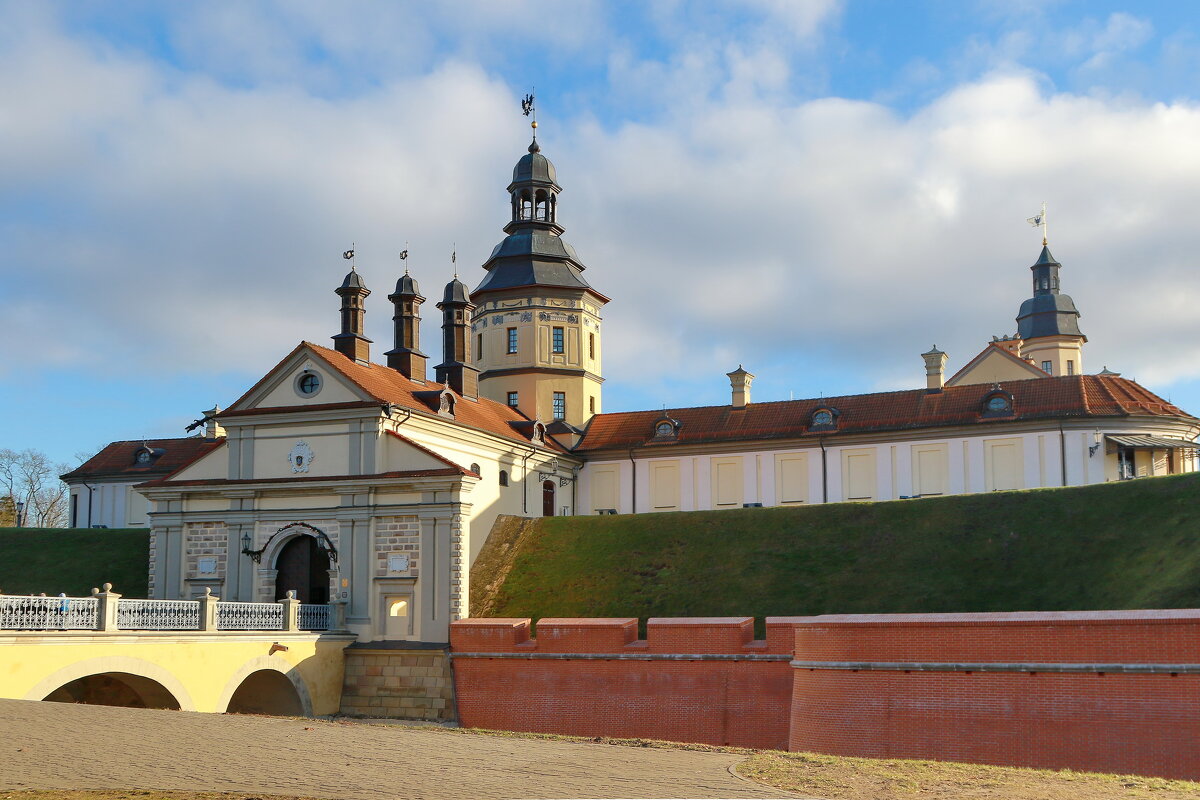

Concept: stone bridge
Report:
left=0, top=586, right=354, bottom=715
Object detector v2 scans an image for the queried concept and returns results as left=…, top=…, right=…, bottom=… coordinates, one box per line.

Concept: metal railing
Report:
left=0, top=589, right=342, bottom=633
left=298, top=603, right=331, bottom=631
left=0, top=595, right=98, bottom=631
left=216, top=601, right=284, bottom=631
left=116, top=598, right=202, bottom=630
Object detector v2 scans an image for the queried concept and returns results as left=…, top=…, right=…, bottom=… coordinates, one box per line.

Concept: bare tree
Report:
left=0, top=449, right=71, bottom=528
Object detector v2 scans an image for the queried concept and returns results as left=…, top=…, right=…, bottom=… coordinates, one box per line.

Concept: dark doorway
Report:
left=542, top=480, right=556, bottom=517
left=274, top=535, right=330, bottom=603
left=44, top=673, right=181, bottom=709
left=226, top=669, right=305, bottom=716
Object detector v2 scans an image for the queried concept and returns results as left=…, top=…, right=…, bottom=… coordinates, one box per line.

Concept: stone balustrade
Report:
left=0, top=584, right=347, bottom=633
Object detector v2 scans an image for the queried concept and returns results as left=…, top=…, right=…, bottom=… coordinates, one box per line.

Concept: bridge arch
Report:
left=216, top=655, right=314, bottom=717
left=24, top=656, right=196, bottom=711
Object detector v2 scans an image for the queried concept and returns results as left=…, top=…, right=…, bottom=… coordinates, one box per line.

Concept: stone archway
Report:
left=43, top=672, right=182, bottom=709
left=23, top=656, right=196, bottom=711
left=225, top=669, right=304, bottom=716
left=273, top=534, right=331, bottom=603
left=216, top=655, right=314, bottom=717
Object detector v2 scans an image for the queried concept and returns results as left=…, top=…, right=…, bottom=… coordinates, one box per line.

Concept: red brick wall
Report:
left=788, top=610, right=1200, bottom=780
left=450, top=610, right=1200, bottom=779
left=450, top=617, right=794, bottom=750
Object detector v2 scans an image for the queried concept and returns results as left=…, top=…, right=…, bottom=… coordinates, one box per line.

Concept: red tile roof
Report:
left=575, top=375, right=1197, bottom=453
left=61, top=438, right=224, bottom=482
left=222, top=342, right=565, bottom=452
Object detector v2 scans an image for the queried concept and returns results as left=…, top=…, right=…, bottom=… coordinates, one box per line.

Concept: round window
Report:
left=987, top=396, right=1010, bottom=412
left=136, top=450, right=151, bottom=464
left=297, top=372, right=321, bottom=396
left=656, top=422, right=674, bottom=436
left=813, top=410, right=833, bottom=426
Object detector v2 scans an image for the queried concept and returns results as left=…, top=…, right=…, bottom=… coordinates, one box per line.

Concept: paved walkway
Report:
left=0, top=700, right=795, bottom=799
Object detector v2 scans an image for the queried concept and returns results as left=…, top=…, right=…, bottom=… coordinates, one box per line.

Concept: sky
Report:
left=4, top=0, right=1200, bottom=468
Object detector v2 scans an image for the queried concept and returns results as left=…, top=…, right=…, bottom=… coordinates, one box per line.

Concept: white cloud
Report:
left=4, top=6, right=1200, bottom=421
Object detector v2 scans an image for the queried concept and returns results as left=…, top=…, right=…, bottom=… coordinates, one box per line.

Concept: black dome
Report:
left=442, top=277, right=471, bottom=304
left=392, top=273, right=422, bottom=297
left=512, top=141, right=558, bottom=186
left=339, top=269, right=367, bottom=290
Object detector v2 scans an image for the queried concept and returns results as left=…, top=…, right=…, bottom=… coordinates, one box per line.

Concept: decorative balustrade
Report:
left=298, top=603, right=331, bottom=631
left=116, top=598, right=201, bottom=630
left=0, top=589, right=343, bottom=634
left=216, top=601, right=284, bottom=631
left=0, top=595, right=98, bottom=630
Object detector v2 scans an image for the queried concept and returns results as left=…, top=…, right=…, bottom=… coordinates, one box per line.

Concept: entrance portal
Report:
left=542, top=480, right=556, bottom=517
left=274, top=535, right=330, bottom=603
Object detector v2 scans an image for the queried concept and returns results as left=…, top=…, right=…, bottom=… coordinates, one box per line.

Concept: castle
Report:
left=64, top=126, right=1200, bottom=643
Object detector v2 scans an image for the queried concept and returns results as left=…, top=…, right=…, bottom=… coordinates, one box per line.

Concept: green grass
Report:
left=0, top=528, right=149, bottom=597
left=483, top=474, right=1200, bottom=631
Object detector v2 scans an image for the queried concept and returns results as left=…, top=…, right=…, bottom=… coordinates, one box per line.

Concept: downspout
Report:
left=1058, top=421, right=1068, bottom=487
left=520, top=447, right=535, bottom=515
left=80, top=481, right=94, bottom=528
left=570, top=463, right=579, bottom=515
left=628, top=448, right=637, bottom=514
left=819, top=438, right=828, bottom=504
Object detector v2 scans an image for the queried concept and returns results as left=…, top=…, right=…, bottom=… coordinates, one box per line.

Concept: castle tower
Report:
left=332, top=265, right=371, bottom=363
left=434, top=275, right=479, bottom=399
left=1015, top=245, right=1086, bottom=376
left=470, top=126, right=609, bottom=428
left=385, top=267, right=427, bottom=382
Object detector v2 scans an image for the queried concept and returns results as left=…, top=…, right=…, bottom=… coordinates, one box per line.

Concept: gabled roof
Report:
left=575, top=375, right=1195, bottom=453
left=223, top=342, right=565, bottom=452
left=61, top=438, right=224, bottom=482
left=945, top=342, right=1048, bottom=387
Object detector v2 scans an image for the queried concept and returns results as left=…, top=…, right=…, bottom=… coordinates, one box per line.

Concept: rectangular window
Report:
left=552, top=326, right=564, bottom=354
left=507, top=327, right=518, bottom=354
left=588, top=332, right=595, bottom=360
left=1067, top=360, right=1075, bottom=375
left=553, top=391, right=566, bottom=420
left=70, top=493, right=78, bottom=528
left=589, top=396, right=595, bottom=414
left=476, top=333, right=483, bottom=359
left=506, top=391, right=519, bottom=408
left=1042, top=360, right=1053, bottom=375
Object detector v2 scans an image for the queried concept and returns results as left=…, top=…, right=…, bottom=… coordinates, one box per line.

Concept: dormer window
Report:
left=531, top=421, right=546, bottom=446
left=809, top=407, right=838, bottom=431
left=135, top=449, right=152, bottom=464
left=982, top=389, right=1015, bottom=417
left=652, top=417, right=680, bottom=440
left=438, top=389, right=456, bottom=418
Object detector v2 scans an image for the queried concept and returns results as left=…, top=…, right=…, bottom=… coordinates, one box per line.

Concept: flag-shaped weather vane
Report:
left=343, top=244, right=356, bottom=268
left=1027, top=202, right=1048, bottom=246
left=399, top=243, right=409, bottom=274
left=522, top=90, right=538, bottom=140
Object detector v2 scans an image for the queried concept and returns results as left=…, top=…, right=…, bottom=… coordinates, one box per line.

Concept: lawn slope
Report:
left=0, top=528, right=149, bottom=597
left=474, top=473, right=1200, bottom=624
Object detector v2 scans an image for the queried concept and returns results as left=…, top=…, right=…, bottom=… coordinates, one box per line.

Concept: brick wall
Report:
left=450, top=617, right=794, bottom=750
left=340, top=646, right=456, bottom=721
left=450, top=611, right=1200, bottom=780
left=787, top=610, right=1200, bottom=780
left=374, top=515, right=421, bottom=578
left=184, top=522, right=227, bottom=582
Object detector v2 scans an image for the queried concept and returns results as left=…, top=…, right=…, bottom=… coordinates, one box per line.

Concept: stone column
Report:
left=93, top=583, right=121, bottom=632
left=198, top=586, right=220, bottom=631
left=281, top=590, right=300, bottom=632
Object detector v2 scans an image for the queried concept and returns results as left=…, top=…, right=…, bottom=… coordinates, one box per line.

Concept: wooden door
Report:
left=542, top=480, right=555, bottom=517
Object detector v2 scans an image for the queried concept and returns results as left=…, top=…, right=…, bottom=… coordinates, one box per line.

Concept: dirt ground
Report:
left=0, top=700, right=789, bottom=800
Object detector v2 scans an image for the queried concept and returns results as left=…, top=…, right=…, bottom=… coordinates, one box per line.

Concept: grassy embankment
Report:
left=473, top=472, right=1200, bottom=627
left=0, top=528, right=149, bottom=597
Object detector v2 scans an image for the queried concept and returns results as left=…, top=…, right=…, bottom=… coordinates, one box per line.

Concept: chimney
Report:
left=922, top=345, right=948, bottom=392
left=332, top=267, right=372, bottom=363
left=434, top=276, right=480, bottom=399
left=385, top=271, right=428, bottom=382
left=203, top=406, right=225, bottom=439
left=727, top=365, right=754, bottom=409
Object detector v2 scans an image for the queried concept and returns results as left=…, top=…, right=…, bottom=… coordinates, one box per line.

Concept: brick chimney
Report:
left=727, top=365, right=754, bottom=409
left=922, top=346, right=948, bottom=392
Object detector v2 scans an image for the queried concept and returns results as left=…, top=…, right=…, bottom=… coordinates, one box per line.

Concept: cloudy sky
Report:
left=4, top=1, right=1200, bottom=466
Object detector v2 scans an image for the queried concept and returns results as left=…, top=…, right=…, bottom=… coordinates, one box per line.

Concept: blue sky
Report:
left=3, top=1, right=1200, bottom=468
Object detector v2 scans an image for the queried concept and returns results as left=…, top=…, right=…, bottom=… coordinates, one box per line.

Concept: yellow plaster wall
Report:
left=255, top=430, right=351, bottom=478
left=169, top=444, right=228, bottom=482
left=775, top=454, right=809, bottom=504
left=912, top=444, right=949, bottom=496
left=947, top=348, right=1044, bottom=387
left=0, top=633, right=353, bottom=715
left=985, top=438, right=1025, bottom=491
left=1021, top=336, right=1084, bottom=378
left=842, top=449, right=877, bottom=501
left=711, top=457, right=744, bottom=508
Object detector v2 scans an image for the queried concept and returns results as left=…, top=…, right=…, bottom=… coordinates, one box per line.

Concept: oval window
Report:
left=987, top=396, right=1010, bottom=412
left=655, top=422, right=674, bottom=436
left=813, top=410, right=833, bottom=426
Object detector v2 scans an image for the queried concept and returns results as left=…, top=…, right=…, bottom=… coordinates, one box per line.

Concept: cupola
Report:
left=385, top=262, right=427, bottom=382
left=332, top=254, right=371, bottom=364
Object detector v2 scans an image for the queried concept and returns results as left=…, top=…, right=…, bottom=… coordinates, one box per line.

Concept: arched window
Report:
left=470, top=462, right=481, bottom=477
left=499, top=470, right=509, bottom=487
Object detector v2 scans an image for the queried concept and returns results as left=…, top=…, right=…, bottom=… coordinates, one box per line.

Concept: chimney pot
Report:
left=726, top=365, right=755, bottom=408
left=921, top=346, right=948, bottom=392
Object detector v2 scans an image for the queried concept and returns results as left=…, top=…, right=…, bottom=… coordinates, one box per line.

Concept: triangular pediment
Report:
left=225, top=343, right=378, bottom=413
left=383, top=431, right=470, bottom=474
left=946, top=344, right=1048, bottom=387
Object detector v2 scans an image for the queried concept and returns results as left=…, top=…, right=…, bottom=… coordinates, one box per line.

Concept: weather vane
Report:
left=522, top=90, right=537, bottom=137
left=1026, top=202, right=1048, bottom=246
left=399, top=242, right=409, bottom=274
left=451, top=244, right=457, bottom=278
